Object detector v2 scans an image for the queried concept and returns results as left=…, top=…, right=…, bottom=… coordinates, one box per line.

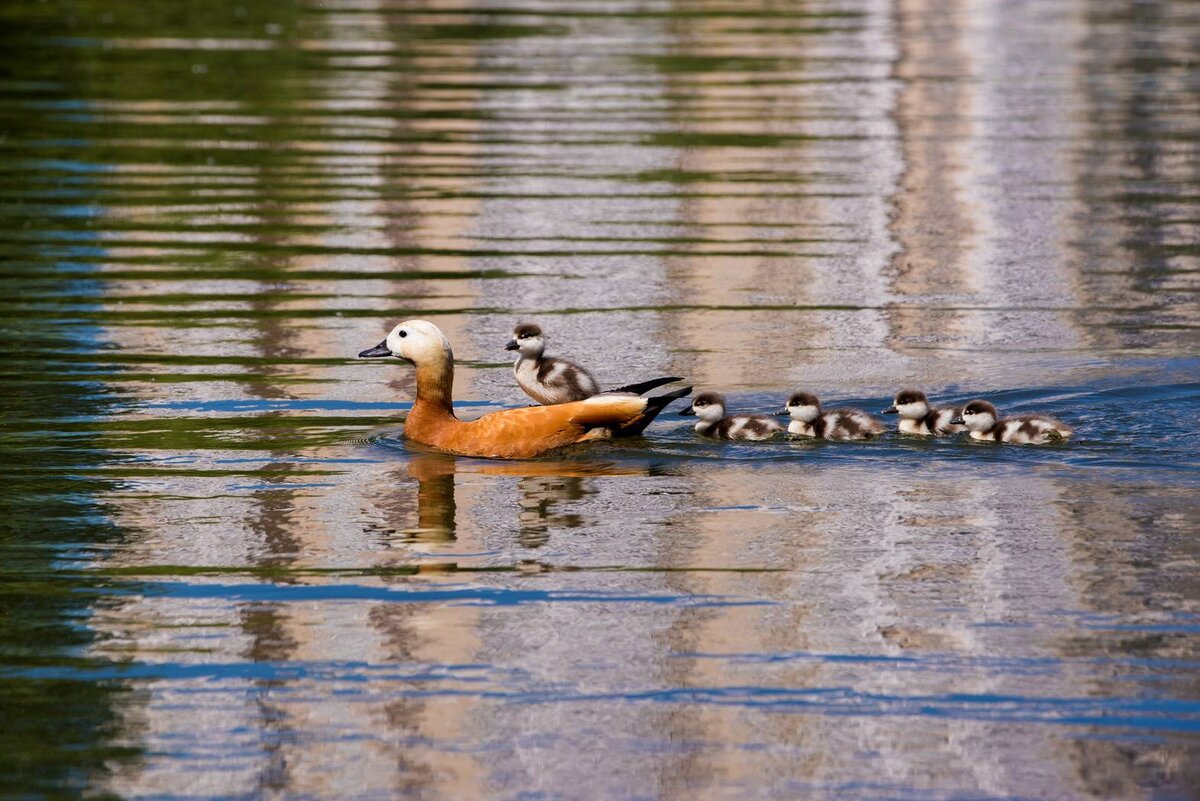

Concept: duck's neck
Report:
left=411, top=351, right=457, bottom=420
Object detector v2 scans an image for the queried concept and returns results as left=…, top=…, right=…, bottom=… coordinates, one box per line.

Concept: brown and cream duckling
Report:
left=779, top=392, right=885, bottom=440
left=679, top=392, right=785, bottom=441
left=882, top=389, right=966, bottom=436
left=951, top=400, right=1073, bottom=444
left=505, top=322, right=681, bottom=405
left=360, top=320, right=691, bottom=458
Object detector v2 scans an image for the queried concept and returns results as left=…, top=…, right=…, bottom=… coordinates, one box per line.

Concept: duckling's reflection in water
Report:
left=516, top=475, right=589, bottom=548
left=394, top=452, right=649, bottom=547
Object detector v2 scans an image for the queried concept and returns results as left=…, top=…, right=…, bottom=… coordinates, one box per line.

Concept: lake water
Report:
left=1, top=0, right=1198, bottom=798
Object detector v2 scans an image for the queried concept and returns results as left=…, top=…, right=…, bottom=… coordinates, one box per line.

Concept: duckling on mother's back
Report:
left=506, top=322, right=681, bottom=406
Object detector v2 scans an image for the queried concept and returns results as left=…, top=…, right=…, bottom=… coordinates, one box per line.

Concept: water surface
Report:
left=1, top=0, right=1198, bottom=798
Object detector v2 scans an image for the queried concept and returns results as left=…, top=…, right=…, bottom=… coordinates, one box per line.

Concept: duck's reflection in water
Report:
left=373, top=451, right=652, bottom=550
left=88, top=449, right=1200, bottom=799
left=404, top=454, right=458, bottom=542
left=515, top=475, right=588, bottom=549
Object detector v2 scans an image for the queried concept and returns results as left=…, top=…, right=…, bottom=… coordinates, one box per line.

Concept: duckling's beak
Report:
left=950, top=414, right=965, bottom=425
left=775, top=408, right=789, bottom=416
left=504, top=339, right=519, bottom=351
left=882, top=405, right=898, bottom=414
left=358, top=340, right=392, bottom=358
left=678, top=405, right=695, bottom=416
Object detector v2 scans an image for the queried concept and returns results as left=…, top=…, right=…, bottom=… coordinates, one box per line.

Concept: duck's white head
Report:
left=505, top=322, right=545, bottom=358
left=680, top=391, right=726, bottom=423
left=781, top=391, right=821, bottom=423
left=884, top=389, right=929, bottom=420
left=359, top=319, right=452, bottom=365
left=954, top=399, right=998, bottom=432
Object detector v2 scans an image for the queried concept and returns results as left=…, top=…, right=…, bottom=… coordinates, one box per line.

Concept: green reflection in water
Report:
left=0, top=288, right=142, bottom=793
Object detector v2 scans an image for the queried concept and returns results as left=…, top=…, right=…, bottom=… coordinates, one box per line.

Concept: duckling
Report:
left=360, top=320, right=692, bottom=459
left=679, top=392, right=785, bottom=441
left=779, top=392, right=885, bottom=440
left=505, top=322, right=681, bottom=405
left=951, top=399, right=1074, bottom=444
left=882, top=389, right=966, bottom=436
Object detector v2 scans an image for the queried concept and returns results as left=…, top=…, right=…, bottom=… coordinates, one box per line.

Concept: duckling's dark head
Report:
left=885, top=388, right=928, bottom=417
left=506, top=322, right=546, bottom=355
left=787, top=391, right=819, bottom=409
left=782, top=391, right=821, bottom=422
left=953, top=399, right=998, bottom=431
left=680, top=391, right=726, bottom=421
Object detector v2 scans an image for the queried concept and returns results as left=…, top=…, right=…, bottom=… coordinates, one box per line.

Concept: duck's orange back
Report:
left=409, top=394, right=650, bottom=459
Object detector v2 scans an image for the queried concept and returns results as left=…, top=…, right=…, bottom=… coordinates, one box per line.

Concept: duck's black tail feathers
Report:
left=614, top=386, right=693, bottom=437
left=608, top=376, right=683, bottom=396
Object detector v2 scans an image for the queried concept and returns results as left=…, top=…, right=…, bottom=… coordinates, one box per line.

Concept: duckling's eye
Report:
left=399, top=330, right=408, bottom=338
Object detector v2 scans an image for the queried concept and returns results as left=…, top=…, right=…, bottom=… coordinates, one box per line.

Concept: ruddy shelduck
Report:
left=506, top=321, right=681, bottom=405
left=360, top=320, right=691, bottom=459
left=679, top=392, right=785, bottom=441
left=882, top=389, right=966, bottom=436
left=778, top=392, right=885, bottom=440
left=951, top=400, right=1073, bottom=444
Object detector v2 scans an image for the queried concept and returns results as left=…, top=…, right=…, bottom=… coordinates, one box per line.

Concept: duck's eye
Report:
left=399, top=330, right=408, bottom=338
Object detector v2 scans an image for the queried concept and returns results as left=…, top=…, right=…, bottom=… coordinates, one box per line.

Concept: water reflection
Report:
left=406, top=454, right=459, bottom=541
left=384, top=451, right=650, bottom=546
left=1, top=0, right=1198, bottom=797
left=67, top=442, right=1196, bottom=798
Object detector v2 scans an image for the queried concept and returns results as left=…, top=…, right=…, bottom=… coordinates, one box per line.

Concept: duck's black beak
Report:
left=775, top=408, right=789, bottom=417
left=678, top=405, right=695, bottom=416
left=358, top=340, right=392, bottom=358
left=504, top=339, right=519, bottom=351
left=882, top=405, right=898, bottom=414
left=950, top=414, right=965, bottom=425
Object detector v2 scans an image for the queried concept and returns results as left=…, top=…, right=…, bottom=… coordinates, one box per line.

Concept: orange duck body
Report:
left=360, top=320, right=688, bottom=459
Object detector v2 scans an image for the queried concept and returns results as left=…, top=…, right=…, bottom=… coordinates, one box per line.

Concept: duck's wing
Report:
left=608, top=385, right=692, bottom=436
left=566, top=392, right=654, bottom=426
left=607, top=376, right=683, bottom=396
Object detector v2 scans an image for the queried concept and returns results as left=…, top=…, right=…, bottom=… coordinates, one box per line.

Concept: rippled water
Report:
left=2, top=0, right=1198, bottom=798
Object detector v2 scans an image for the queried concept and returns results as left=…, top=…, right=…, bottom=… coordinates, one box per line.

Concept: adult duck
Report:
left=359, top=320, right=691, bottom=459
